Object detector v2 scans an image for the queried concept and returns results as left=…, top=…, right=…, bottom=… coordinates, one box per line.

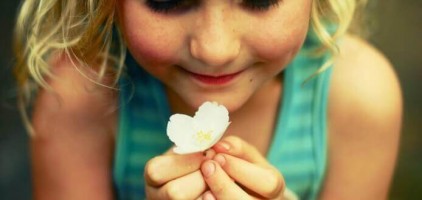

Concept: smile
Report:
left=186, top=70, right=244, bottom=85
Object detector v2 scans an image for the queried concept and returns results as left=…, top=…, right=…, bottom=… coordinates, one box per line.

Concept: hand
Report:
left=200, top=136, right=286, bottom=200
left=144, top=150, right=211, bottom=199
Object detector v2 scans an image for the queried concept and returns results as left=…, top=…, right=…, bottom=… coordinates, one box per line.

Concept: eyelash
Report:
left=145, top=0, right=280, bottom=13
left=145, top=0, right=196, bottom=13
left=243, top=0, right=280, bottom=11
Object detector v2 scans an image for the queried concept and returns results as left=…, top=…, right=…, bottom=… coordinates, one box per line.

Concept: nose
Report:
left=189, top=5, right=241, bottom=67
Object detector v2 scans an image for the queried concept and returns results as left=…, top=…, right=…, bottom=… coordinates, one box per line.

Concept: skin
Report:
left=31, top=55, right=116, bottom=200
left=30, top=0, right=402, bottom=199
left=116, top=0, right=310, bottom=113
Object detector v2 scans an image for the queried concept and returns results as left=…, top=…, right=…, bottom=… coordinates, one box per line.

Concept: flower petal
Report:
left=173, top=145, right=200, bottom=154
left=167, top=114, right=196, bottom=147
left=195, top=102, right=229, bottom=124
left=194, top=102, right=230, bottom=132
left=207, top=122, right=230, bottom=147
left=166, top=101, right=230, bottom=154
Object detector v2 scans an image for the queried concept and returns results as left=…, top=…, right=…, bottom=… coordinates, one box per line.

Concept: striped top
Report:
left=113, top=40, right=333, bottom=200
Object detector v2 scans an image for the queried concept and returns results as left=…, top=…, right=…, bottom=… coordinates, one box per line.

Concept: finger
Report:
left=213, top=153, right=285, bottom=199
left=212, top=136, right=267, bottom=165
left=146, top=170, right=207, bottom=200
left=204, top=148, right=216, bottom=160
left=144, top=153, right=204, bottom=187
left=165, top=146, right=215, bottom=159
left=201, top=160, right=251, bottom=199
left=195, top=191, right=216, bottom=200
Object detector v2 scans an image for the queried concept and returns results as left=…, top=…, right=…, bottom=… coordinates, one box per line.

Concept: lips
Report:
left=187, top=70, right=244, bottom=85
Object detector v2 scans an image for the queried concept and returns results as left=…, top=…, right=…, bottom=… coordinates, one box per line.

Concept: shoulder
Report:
left=328, top=34, right=402, bottom=135
left=32, top=53, right=118, bottom=138
left=30, top=54, right=116, bottom=199
left=320, top=35, right=402, bottom=198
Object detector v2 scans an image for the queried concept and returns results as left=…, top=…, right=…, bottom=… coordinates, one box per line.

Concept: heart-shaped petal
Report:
left=166, top=101, right=230, bottom=154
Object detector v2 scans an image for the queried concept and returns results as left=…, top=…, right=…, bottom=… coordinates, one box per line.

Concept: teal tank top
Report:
left=113, top=37, right=333, bottom=200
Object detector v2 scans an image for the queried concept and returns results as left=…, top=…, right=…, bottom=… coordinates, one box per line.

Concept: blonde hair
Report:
left=14, top=0, right=123, bottom=135
left=310, top=0, right=368, bottom=74
left=14, top=0, right=367, bottom=135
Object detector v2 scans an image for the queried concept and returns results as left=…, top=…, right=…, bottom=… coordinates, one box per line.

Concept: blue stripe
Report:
left=272, top=141, right=313, bottom=156
left=287, top=116, right=313, bottom=132
left=280, top=160, right=316, bottom=174
left=119, top=184, right=145, bottom=198
left=128, top=153, right=154, bottom=166
left=130, top=131, right=170, bottom=145
left=121, top=174, right=145, bottom=186
left=128, top=141, right=170, bottom=154
left=293, top=89, right=314, bottom=104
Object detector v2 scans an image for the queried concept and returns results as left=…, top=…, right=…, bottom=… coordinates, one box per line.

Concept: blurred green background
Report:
left=370, top=0, right=422, bottom=198
left=0, top=0, right=421, bottom=199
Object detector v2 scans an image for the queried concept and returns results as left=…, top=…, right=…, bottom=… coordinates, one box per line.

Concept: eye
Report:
left=145, top=0, right=198, bottom=13
left=242, top=0, right=280, bottom=11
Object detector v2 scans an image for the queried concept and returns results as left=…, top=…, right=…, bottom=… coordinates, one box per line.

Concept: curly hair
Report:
left=307, top=0, right=368, bottom=76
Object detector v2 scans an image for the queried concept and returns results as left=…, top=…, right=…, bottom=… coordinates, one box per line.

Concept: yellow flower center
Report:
left=194, top=130, right=213, bottom=145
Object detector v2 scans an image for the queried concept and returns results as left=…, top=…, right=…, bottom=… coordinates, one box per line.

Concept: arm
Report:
left=31, top=55, right=117, bottom=200
left=321, top=35, right=402, bottom=199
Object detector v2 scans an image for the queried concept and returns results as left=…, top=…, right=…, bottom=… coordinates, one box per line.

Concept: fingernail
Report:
left=214, top=154, right=226, bottom=166
left=203, top=191, right=216, bottom=200
left=201, top=161, right=215, bottom=178
left=216, top=141, right=230, bottom=152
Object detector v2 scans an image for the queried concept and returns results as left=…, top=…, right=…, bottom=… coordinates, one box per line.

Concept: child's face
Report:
left=117, top=0, right=312, bottom=112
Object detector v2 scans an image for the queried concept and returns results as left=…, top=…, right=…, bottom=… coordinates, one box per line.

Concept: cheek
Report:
left=118, top=2, right=183, bottom=70
left=252, top=24, right=309, bottom=63
left=249, top=5, right=311, bottom=62
left=124, top=25, right=178, bottom=70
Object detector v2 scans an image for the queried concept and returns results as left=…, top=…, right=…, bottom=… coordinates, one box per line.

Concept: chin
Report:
left=182, top=92, right=249, bottom=114
left=166, top=78, right=258, bottom=114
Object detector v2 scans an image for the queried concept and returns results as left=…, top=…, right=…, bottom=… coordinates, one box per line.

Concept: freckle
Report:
left=249, top=79, right=253, bottom=82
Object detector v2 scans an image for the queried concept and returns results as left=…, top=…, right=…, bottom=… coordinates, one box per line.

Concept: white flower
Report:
left=167, top=101, right=230, bottom=154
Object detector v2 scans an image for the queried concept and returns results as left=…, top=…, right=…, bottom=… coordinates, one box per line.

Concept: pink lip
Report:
left=187, top=70, right=244, bottom=85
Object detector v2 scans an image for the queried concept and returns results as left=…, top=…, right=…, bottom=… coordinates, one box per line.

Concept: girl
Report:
left=14, top=0, right=402, bottom=199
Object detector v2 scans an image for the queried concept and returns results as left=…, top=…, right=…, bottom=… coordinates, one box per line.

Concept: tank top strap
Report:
left=267, top=50, right=332, bottom=199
